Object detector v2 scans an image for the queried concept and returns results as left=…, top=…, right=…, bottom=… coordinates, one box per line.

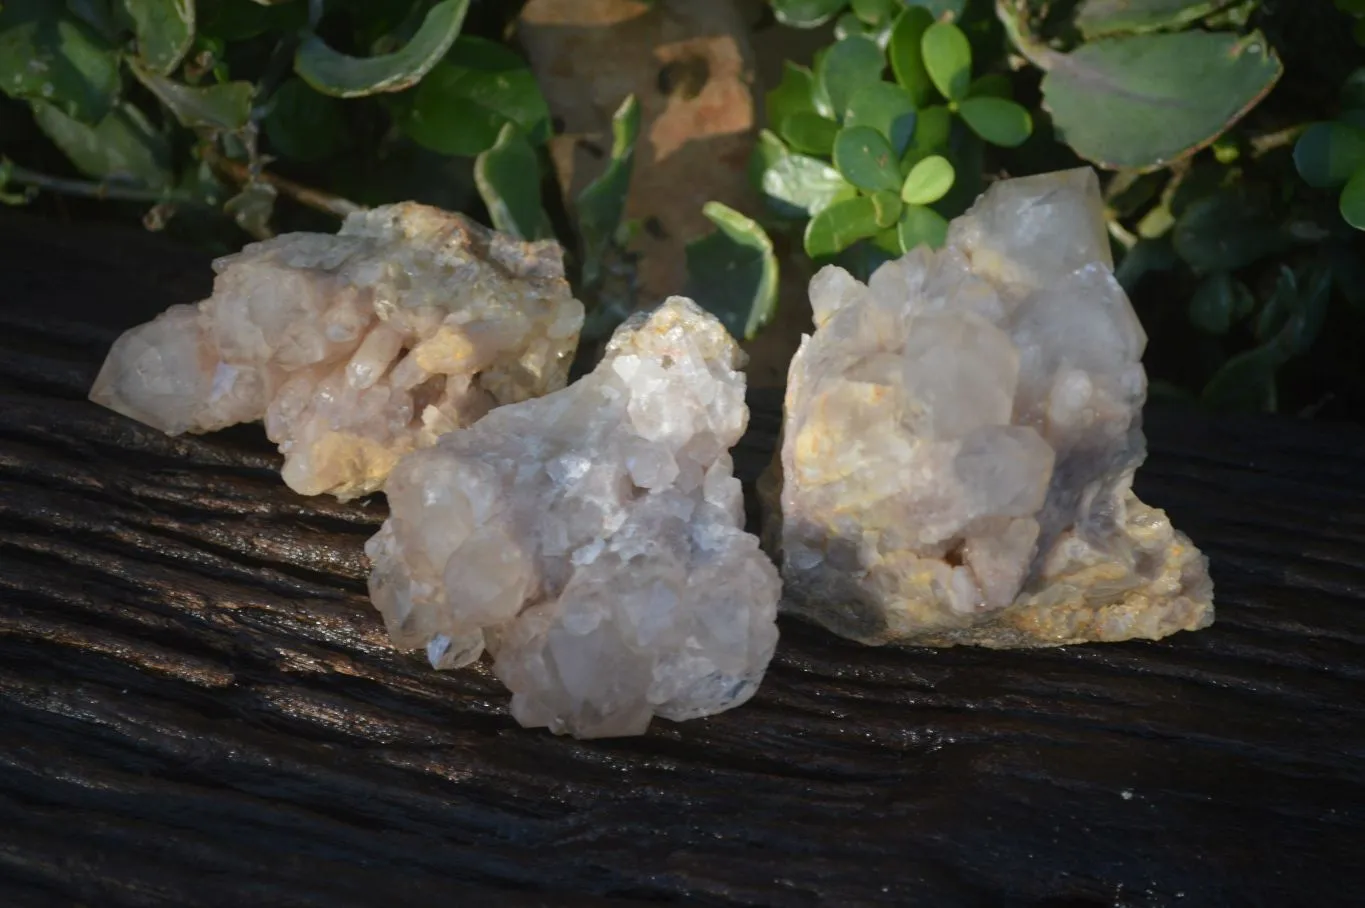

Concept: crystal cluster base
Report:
left=767, top=168, right=1214, bottom=648
left=90, top=203, right=583, bottom=499
left=367, top=297, right=781, bottom=738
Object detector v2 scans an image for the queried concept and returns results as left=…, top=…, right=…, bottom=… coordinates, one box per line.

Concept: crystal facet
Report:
left=366, top=297, right=781, bottom=738
left=90, top=204, right=584, bottom=499
left=768, top=168, right=1214, bottom=647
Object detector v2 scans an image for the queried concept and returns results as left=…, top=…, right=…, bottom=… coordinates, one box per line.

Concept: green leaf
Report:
left=844, top=81, right=917, bottom=156
left=835, top=11, right=877, bottom=41
left=1293, top=122, right=1365, bottom=189
left=1188, top=271, right=1251, bottom=334
left=263, top=77, right=347, bottom=162
left=31, top=100, right=171, bottom=189
left=577, top=95, right=641, bottom=286
left=900, top=103, right=952, bottom=172
left=772, top=0, right=847, bottom=28
left=1172, top=188, right=1290, bottom=272
left=131, top=61, right=253, bottom=130
left=967, top=72, right=1012, bottom=99
left=900, top=154, right=954, bottom=205
left=1342, top=166, right=1365, bottom=230
left=816, top=36, right=885, bottom=122
left=683, top=202, right=779, bottom=341
left=888, top=6, right=935, bottom=107
left=0, top=0, right=120, bottom=122
left=957, top=96, right=1032, bottom=147
left=833, top=125, right=901, bottom=192
left=1201, top=343, right=1285, bottom=412
left=921, top=21, right=972, bottom=102
left=766, top=62, right=817, bottom=134
left=780, top=111, right=840, bottom=156
left=906, top=0, right=968, bottom=18
left=805, top=194, right=882, bottom=258
left=897, top=203, right=949, bottom=251
left=871, top=189, right=902, bottom=227
left=760, top=153, right=856, bottom=217
left=475, top=123, right=549, bottom=241
left=1253, top=265, right=1297, bottom=342
left=1076, top=0, right=1239, bottom=38
left=1041, top=30, right=1282, bottom=170
left=122, top=0, right=194, bottom=75
left=296, top=0, right=469, bottom=98
left=399, top=36, right=550, bottom=156
left=1342, top=67, right=1365, bottom=111
left=852, top=0, right=900, bottom=26
left=1115, top=236, right=1180, bottom=293
left=749, top=128, right=788, bottom=194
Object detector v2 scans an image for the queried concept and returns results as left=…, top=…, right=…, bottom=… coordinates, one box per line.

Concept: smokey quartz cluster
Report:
left=768, top=168, right=1214, bottom=648
left=366, top=297, right=781, bottom=738
left=89, top=203, right=583, bottom=499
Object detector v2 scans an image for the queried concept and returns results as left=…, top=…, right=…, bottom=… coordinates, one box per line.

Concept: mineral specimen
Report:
left=366, top=297, right=781, bottom=738
left=89, top=204, right=584, bottom=499
left=768, top=168, right=1214, bottom=648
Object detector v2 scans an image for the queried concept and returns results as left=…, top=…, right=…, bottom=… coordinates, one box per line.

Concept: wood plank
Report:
left=2, top=213, right=1362, bottom=907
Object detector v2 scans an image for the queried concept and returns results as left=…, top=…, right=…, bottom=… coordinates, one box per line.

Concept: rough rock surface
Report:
left=366, top=297, right=781, bottom=738
left=767, top=168, right=1214, bottom=648
left=89, top=204, right=584, bottom=499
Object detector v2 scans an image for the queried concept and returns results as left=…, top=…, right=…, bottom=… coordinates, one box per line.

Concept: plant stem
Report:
left=2, top=163, right=198, bottom=205
left=203, top=147, right=367, bottom=219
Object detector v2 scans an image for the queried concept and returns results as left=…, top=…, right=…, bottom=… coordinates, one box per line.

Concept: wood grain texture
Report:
left=1, top=213, right=1363, bottom=907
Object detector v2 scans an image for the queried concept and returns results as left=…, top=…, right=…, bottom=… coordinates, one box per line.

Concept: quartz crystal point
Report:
left=89, top=204, right=584, bottom=499
left=768, top=168, right=1214, bottom=647
left=366, top=297, right=781, bottom=738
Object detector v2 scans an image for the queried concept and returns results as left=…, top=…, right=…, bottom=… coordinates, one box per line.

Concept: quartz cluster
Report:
left=366, top=297, right=781, bottom=738
left=89, top=203, right=584, bottom=499
left=768, top=168, right=1214, bottom=648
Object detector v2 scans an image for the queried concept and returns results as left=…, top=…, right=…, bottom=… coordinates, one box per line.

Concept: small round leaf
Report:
left=804, top=195, right=882, bottom=258
left=781, top=111, right=840, bottom=156
left=851, top=0, right=900, bottom=27
left=761, top=153, right=857, bottom=217
left=844, top=82, right=917, bottom=156
left=833, top=125, right=902, bottom=192
left=921, top=22, right=972, bottom=102
left=897, top=204, right=949, bottom=252
left=816, top=36, right=886, bottom=122
left=767, top=62, right=818, bottom=132
left=957, top=96, right=1032, bottom=147
left=772, top=0, right=847, bottom=28
left=1293, top=121, right=1365, bottom=189
left=264, top=78, right=348, bottom=161
left=1341, top=166, right=1365, bottom=230
left=871, top=189, right=903, bottom=227
left=900, top=154, right=955, bottom=205
left=888, top=7, right=935, bottom=107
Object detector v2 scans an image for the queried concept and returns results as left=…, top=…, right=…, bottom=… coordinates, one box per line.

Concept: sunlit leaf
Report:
left=900, top=154, right=954, bottom=205
left=844, top=81, right=917, bottom=156
left=833, top=125, right=901, bottom=192
left=761, top=153, right=857, bottom=218
left=474, top=123, right=550, bottom=240
left=772, top=0, right=847, bottom=28
left=897, top=203, right=949, bottom=251
left=577, top=95, right=641, bottom=286
left=684, top=202, right=779, bottom=341
left=921, top=21, right=972, bottom=101
left=805, top=194, right=881, bottom=258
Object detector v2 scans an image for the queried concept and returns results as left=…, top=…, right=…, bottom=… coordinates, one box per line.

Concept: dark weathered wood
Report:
left=2, top=213, right=1364, bottom=907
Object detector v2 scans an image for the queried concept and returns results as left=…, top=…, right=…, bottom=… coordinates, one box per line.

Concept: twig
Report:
left=202, top=146, right=367, bottom=219
left=2, top=163, right=199, bottom=206
left=1250, top=124, right=1308, bottom=159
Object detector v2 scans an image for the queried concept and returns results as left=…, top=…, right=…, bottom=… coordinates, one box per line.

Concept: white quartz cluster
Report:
left=771, top=168, right=1214, bottom=647
left=366, top=297, right=781, bottom=738
left=90, top=203, right=584, bottom=499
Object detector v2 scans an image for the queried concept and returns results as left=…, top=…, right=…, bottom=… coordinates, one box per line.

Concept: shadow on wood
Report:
left=1, top=213, right=1363, bottom=907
